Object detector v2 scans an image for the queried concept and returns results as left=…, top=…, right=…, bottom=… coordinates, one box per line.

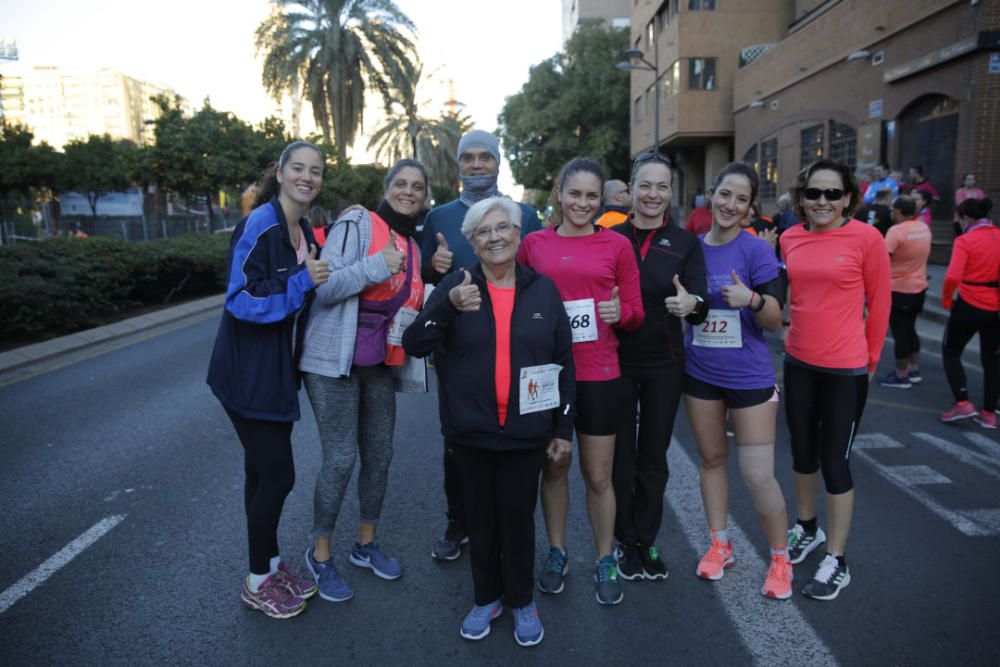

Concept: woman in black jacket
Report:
left=403, top=197, right=574, bottom=648
left=609, top=152, right=708, bottom=580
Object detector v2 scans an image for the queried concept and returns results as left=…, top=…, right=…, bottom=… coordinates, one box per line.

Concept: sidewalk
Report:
left=0, top=293, right=225, bottom=375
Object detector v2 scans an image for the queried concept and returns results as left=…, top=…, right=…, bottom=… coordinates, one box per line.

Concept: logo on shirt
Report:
left=658, top=239, right=672, bottom=247
left=835, top=256, right=845, bottom=262
left=561, top=256, right=574, bottom=261
left=532, top=313, right=544, bottom=320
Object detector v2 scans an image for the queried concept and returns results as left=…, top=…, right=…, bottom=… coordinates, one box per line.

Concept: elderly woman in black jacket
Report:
left=403, top=196, right=574, bottom=648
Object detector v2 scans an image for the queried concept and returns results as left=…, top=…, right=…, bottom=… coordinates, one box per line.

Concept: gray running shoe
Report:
left=432, top=520, right=468, bottom=561
left=787, top=524, right=826, bottom=565
left=537, top=547, right=569, bottom=594
left=594, top=555, right=623, bottom=605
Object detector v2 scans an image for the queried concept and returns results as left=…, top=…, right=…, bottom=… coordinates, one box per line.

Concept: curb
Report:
left=0, top=293, right=225, bottom=375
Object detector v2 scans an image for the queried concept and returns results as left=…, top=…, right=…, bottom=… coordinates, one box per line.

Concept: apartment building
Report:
left=734, top=0, right=999, bottom=235
left=564, top=0, right=631, bottom=42
left=0, top=65, right=186, bottom=148
left=626, top=0, right=791, bottom=208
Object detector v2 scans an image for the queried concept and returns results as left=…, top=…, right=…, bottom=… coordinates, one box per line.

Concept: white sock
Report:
left=711, top=528, right=729, bottom=543
left=269, top=555, right=281, bottom=574
left=247, top=572, right=270, bottom=593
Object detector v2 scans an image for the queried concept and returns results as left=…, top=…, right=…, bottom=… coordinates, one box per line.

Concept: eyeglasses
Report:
left=632, top=151, right=673, bottom=169
left=474, top=221, right=516, bottom=241
left=803, top=187, right=846, bottom=201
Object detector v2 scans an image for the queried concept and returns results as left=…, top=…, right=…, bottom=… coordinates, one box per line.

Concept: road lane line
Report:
left=0, top=514, right=126, bottom=614
left=913, top=432, right=1000, bottom=481
left=963, top=432, right=1000, bottom=459
left=853, top=443, right=994, bottom=536
left=666, top=438, right=838, bottom=666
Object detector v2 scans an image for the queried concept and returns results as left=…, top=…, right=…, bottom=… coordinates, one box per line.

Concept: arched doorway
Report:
left=897, top=94, right=958, bottom=219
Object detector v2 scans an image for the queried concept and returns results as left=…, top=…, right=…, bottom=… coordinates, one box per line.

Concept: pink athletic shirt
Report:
left=518, top=225, right=644, bottom=381
left=780, top=220, right=891, bottom=372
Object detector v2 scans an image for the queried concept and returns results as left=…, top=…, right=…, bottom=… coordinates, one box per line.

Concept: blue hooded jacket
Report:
left=207, top=198, right=317, bottom=421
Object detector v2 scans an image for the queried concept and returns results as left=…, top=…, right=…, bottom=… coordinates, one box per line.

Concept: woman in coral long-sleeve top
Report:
left=939, top=197, right=999, bottom=429
left=779, top=159, right=891, bottom=602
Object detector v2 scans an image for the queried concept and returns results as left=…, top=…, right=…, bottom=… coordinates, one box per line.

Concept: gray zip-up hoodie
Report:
left=298, top=209, right=392, bottom=378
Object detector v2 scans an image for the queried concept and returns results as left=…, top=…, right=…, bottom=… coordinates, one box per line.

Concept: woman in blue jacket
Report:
left=404, top=197, right=574, bottom=647
left=206, top=141, right=330, bottom=619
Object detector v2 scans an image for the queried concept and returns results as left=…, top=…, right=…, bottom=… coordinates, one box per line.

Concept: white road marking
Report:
left=0, top=514, right=126, bottom=615
left=854, top=434, right=997, bottom=536
left=963, top=432, right=1000, bottom=459
left=913, top=432, right=1000, bottom=481
left=666, top=438, right=838, bottom=667
left=853, top=433, right=905, bottom=449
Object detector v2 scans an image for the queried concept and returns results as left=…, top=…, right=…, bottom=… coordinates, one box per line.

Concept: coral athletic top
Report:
left=942, top=221, right=1000, bottom=312
left=487, top=283, right=516, bottom=425
left=780, top=220, right=891, bottom=373
left=361, top=213, right=424, bottom=366
left=884, top=219, right=931, bottom=294
left=518, top=225, right=644, bottom=381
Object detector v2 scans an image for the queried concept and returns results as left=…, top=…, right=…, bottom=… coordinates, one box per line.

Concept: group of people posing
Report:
left=205, top=129, right=998, bottom=649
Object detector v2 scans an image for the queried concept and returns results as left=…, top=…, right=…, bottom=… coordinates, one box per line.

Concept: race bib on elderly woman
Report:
left=519, top=364, right=562, bottom=415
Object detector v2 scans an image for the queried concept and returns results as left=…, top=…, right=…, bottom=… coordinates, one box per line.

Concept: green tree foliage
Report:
left=497, top=25, right=630, bottom=191
left=367, top=61, right=472, bottom=196
left=0, top=122, right=58, bottom=226
left=60, top=134, right=135, bottom=216
left=255, top=0, right=417, bottom=161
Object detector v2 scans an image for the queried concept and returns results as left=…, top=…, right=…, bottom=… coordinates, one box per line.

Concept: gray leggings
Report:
left=303, top=365, right=396, bottom=539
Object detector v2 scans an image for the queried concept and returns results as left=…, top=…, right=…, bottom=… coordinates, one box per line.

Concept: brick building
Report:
left=733, top=0, right=1000, bottom=257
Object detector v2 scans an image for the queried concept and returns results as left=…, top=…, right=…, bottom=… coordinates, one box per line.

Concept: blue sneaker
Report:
left=459, top=599, right=502, bottom=640
left=349, top=541, right=402, bottom=580
left=908, top=369, right=922, bottom=384
left=513, top=601, right=544, bottom=647
left=878, top=371, right=911, bottom=389
left=304, top=548, right=353, bottom=602
left=594, top=555, right=623, bottom=605
left=537, top=547, right=569, bottom=594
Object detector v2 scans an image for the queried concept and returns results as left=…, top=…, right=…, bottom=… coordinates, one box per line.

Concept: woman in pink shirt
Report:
left=779, top=159, right=891, bottom=602
left=953, top=173, right=985, bottom=224
left=519, top=157, right=644, bottom=606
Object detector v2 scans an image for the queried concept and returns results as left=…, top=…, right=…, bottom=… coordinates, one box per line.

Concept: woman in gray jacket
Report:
left=297, top=159, right=428, bottom=602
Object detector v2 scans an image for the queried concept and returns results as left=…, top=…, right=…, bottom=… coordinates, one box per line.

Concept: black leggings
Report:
left=225, top=409, right=296, bottom=575
left=783, top=361, right=868, bottom=495
left=889, top=290, right=925, bottom=360
left=943, top=298, right=1000, bottom=411
left=612, top=364, right=683, bottom=546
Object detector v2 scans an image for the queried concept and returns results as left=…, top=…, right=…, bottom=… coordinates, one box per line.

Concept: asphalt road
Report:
left=0, top=314, right=997, bottom=666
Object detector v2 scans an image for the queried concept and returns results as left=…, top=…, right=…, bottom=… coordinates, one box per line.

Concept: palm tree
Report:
left=367, top=61, right=472, bottom=193
left=255, top=0, right=416, bottom=161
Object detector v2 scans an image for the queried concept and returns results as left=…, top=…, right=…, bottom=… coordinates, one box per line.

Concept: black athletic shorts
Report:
left=682, top=374, right=778, bottom=409
left=575, top=378, right=623, bottom=436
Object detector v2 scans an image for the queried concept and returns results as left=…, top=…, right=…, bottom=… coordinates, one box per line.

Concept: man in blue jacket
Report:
left=420, top=129, right=543, bottom=561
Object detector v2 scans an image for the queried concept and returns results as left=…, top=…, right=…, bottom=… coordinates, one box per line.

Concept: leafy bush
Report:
left=0, top=233, right=229, bottom=342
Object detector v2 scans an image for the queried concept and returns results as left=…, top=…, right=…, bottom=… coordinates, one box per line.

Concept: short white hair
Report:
left=461, top=197, right=522, bottom=240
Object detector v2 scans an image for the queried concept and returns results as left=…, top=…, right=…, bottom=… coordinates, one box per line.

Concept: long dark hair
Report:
left=957, top=197, right=992, bottom=220
left=712, top=162, right=760, bottom=204
left=558, top=157, right=606, bottom=191
left=253, top=140, right=324, bottom=209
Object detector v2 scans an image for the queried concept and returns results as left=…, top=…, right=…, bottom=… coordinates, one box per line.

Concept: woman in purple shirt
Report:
left=681, top=163, right=792, bottom=600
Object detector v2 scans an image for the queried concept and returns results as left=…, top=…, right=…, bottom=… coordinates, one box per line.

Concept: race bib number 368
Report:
left=563, top=298, right=598, bottom=343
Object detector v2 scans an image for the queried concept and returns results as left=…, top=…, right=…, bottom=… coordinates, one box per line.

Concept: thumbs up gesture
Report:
left=382, top=230, right=405, bottom=275
left=432, top=232, right=454, bottom=275
left=721, top=269, right=755, bottom=309
left=305, top=244, right=330, bottom=285
left=448, top=270, right=481, bottom=312
left=665, top=274, right=698, bottom=317
left=597, top=285, right=621, bottom=324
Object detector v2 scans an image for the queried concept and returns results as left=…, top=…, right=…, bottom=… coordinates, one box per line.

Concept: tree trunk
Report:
left=88, top=191, right=99, bottom=217
left=205, top=194, right=215, bottom=231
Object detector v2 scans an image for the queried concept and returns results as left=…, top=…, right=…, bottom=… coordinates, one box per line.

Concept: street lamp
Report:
left=617, top=42, right=660, bottom=153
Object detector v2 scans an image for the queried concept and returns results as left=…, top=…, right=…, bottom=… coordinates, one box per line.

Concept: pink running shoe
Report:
left=762, top=553, right=793, bottom=600
left=974, top=410, right=997, bottom=430
left=941, top=401, right=977, bottom=422
left=696, top=538, right=734, bottom=581
left=275, top=560, right=318, bottom=599
left=240, top=575, right=306, bottom=619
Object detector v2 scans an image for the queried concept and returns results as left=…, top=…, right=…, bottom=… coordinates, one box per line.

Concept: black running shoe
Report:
left=615, top=543, right=643, bottom=581
left=802, top=554, right=850, bottom=601
left=431, top=519, right=468, bottom=561
left=639, top=544, right=668, bottom=581
left=787, top=524, right=826, bottom=565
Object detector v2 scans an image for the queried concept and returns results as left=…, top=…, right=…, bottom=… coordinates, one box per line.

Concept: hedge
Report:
left=0, top=233, right=230, bottom=343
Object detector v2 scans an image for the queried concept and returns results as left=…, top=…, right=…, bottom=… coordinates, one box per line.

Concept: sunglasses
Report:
left=803, top=187, right=846, bottom=201
left=633, top=151, right=673, bottom=169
